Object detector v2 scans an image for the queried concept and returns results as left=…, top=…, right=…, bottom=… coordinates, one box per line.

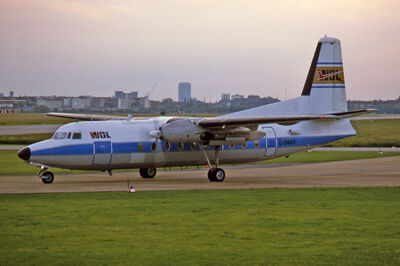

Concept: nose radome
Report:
left=17, top=147, right=31, bottom=161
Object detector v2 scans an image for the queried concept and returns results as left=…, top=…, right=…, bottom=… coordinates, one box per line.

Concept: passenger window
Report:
left=254, top=141, right=259, bottom=148
left=164, top=142, right=170, bottom=151
left=53, top=132, right=68, bottom=140
left=178, top=142, right=183, bottom=151
left=138, top=143, right=143, bottom=152
left=151, top=142, right=156, bottom=151
left=72, top=133, right=81, bottom=139
left=190, top=142, right=196, bottom=150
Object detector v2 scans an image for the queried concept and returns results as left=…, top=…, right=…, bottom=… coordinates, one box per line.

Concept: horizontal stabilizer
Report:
left=330, top=109, right=377, bottom=119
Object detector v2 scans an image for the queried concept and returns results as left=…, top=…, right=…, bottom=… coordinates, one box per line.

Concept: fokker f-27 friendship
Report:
left=18, top=37, right=375, bottom=184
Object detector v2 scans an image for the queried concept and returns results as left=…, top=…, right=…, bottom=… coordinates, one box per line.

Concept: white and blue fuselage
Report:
left=25, top=117, right=354, bottom=171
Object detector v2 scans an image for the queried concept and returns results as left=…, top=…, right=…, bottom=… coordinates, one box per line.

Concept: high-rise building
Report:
left=178, top=82, right=191, bottom=102
left=126, top=91, right=138, bottom=99
left=114, top=91, right=125, bottom=99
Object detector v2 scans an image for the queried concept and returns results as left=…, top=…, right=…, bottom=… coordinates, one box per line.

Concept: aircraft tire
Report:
left=41, top=171, right=54, bottom=184
left=208, top=168, right=225, bottom=182
left=208, top=169, right=216, bottom=181
left=139, top=168, right=157, bottom=178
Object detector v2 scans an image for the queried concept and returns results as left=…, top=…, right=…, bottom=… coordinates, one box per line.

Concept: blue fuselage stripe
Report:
left=31, top=135, right=352, bottom=157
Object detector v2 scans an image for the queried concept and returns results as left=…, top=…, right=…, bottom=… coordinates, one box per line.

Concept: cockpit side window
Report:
left=53, top=132, right=68, bottom=140
left=72, top=133, right=82, bottom=139
left=67, top=132, right=72, bottom=139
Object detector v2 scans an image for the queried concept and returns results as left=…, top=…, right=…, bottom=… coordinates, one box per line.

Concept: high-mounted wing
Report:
left=47, top=112, right=126, bottom=121
left=198, top=115, right=328, bottom=129
left=197, top=109, right=377, bottom=129
left=158, top=109, right=376, bottom=145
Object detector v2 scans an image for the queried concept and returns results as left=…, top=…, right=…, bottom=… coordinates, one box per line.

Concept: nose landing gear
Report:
left=41, top=171, right=54, bottom=184
left=35, top=165, right=55, bottom=184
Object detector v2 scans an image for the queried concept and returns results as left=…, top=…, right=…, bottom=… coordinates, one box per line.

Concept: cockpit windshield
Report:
left=53, top=132, right=68, bottom=140
left=53, top=132, right=82, bottom=140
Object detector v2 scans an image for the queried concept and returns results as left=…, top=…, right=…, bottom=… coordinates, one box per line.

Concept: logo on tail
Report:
left=317, top=70, right=343, bottom=81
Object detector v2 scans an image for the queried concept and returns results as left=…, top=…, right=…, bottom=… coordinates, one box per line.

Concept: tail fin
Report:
left=301, top=36, right=347, bottom=113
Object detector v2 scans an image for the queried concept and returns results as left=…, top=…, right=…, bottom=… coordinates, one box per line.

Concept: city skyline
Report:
left=0, top=0, right=399, bottom=101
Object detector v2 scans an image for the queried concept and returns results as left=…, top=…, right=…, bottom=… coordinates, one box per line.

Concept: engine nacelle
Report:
left=158, top=118, right=265, bottom=144
left=160, top=119, right=212, bottom=143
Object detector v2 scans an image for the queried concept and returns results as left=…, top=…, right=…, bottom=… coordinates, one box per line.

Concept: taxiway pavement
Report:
left=1, top=156, right=399, bottom=194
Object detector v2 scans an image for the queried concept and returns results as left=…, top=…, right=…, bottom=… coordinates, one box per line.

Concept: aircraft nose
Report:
left=17, top=147, right=31, bottom=161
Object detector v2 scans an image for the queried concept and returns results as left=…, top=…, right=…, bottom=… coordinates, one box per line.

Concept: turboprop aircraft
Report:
left=17, top=36, right=375, bottom=184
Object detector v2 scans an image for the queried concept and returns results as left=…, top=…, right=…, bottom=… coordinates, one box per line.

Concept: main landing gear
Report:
left=139, top=168, right=157, bottom=178
left=200, top=144, right=225, bottom=182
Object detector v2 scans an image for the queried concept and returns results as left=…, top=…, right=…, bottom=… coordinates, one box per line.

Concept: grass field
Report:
left=0, top=113, right=75, bottom=125
left=1, top=150, right=399, bottom=175
left=0, top=187, right=399, bottom=265
left=325, top=119, right=400, bottom=147
left=0, top=133, right=53, bottom=145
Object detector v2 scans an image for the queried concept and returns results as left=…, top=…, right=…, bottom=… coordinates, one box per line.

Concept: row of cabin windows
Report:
left=53, top=132, right=82, bottom=140
left=137, top=141, right=260, bottom=152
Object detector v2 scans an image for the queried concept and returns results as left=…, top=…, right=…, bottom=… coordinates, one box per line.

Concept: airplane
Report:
left=17, top=36, right=375, bottom=184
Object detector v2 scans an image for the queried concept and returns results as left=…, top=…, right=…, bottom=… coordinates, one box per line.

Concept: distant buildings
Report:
left=37, top=97, right=64, bottom=110
left=0, top=85, right=283, bottom=114
left=115, top=91, right=138, bottom=100
left=220, top=92, right=279, bottom=106
left=178, top=82, right=191, bottom=102
left=114, top=91, right=125, bottom=99
left=0, top=99, right=27, bottom=113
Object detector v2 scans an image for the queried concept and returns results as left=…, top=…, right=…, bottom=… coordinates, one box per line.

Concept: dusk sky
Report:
left=0, top=0, right=399, bottom=101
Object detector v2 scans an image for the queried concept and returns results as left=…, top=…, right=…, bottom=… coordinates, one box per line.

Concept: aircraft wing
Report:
left=46, top=112, right=126, bottom=121
left=197, top=109, right=377, bottom=129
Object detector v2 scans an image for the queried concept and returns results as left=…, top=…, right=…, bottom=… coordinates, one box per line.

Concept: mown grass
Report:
left=0, top=113, right=75, bottom=125
left=0, top=188, right=399, bottom=265
left=325, top=119, right=400, bottom=147
left=1, top=150, right=398, bottom=176
left=0, top=133, right=53, bottom=145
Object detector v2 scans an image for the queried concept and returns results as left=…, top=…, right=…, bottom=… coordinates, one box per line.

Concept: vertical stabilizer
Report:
left=301, top=36, right=348, bottom=113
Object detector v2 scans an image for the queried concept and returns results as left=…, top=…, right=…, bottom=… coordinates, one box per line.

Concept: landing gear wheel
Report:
left=208, top=168, right=225, bottom=182
left=208, top=169, right=216, bottom=181
left=41, top=171, right=54, bottom=184
left=139, top=168, right=157, bottom=178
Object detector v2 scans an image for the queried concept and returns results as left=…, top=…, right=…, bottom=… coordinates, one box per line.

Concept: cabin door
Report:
left=93, top=141, right=112, bottom=165
left=262, top=127, right=277, bottom=157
